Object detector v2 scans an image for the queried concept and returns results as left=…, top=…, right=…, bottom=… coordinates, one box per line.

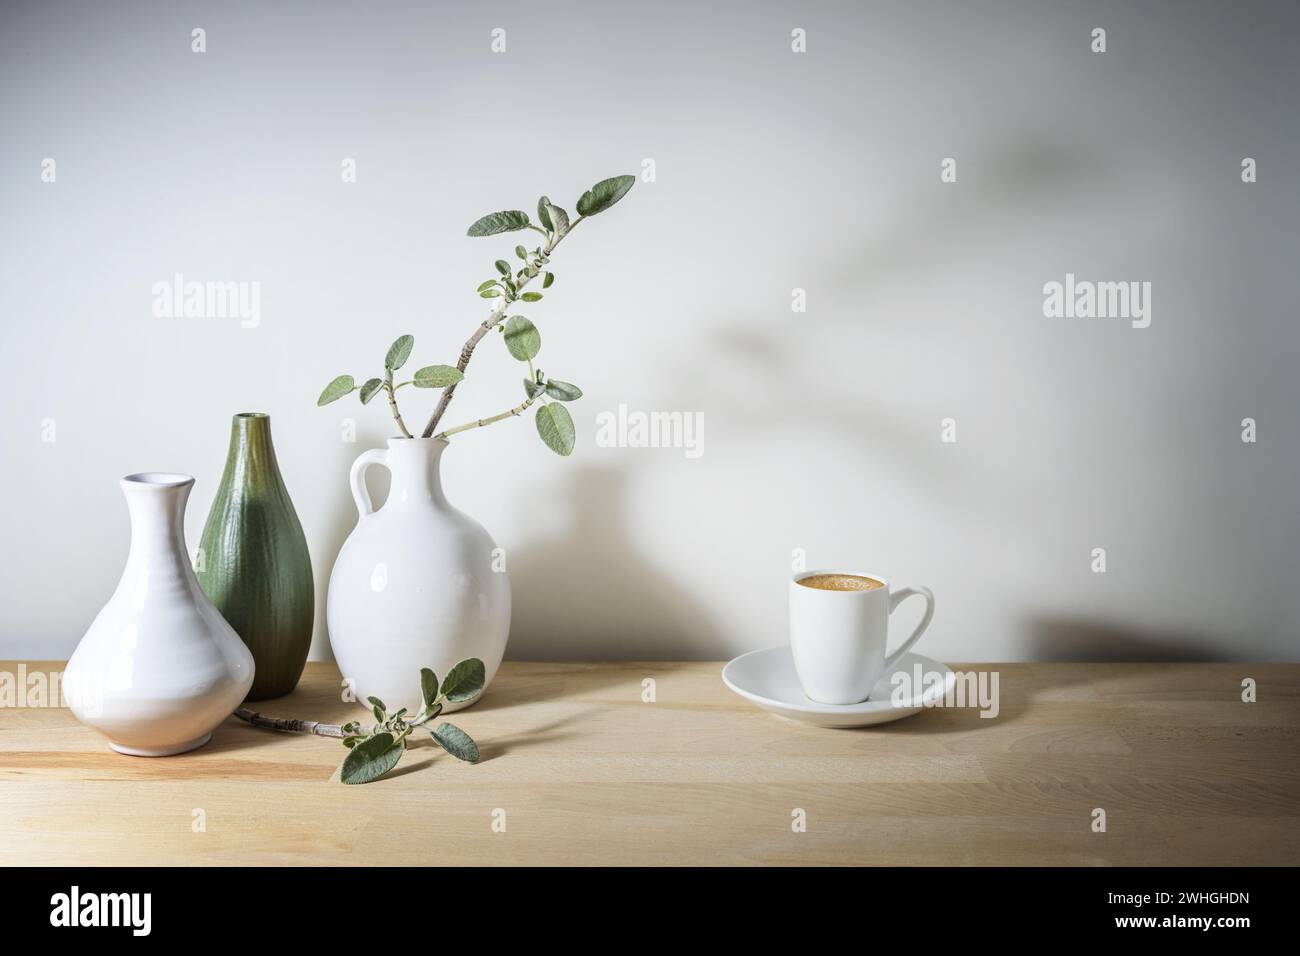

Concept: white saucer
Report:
left=721, top=647, right=956, bottom=728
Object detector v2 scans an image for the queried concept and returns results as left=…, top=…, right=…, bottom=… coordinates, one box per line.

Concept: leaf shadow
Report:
left=473, top=707, right=597, bottom=761
left=380, top=748, right=439, bottom=780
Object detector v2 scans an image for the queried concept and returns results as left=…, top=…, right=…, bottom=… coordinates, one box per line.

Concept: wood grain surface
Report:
left=1, top=660, right=1297, bottom=866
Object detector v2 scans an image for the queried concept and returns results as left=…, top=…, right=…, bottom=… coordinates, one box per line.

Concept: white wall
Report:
left=2, top=0, right=1297, bottom=662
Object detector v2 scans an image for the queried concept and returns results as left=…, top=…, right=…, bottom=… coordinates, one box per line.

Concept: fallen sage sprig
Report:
left=233, top=658, right=486, bottom=785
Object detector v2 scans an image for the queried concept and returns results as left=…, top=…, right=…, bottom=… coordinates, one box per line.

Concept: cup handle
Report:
left=884, top=586, right=936, bottom=668
left=349, top=448, right=389, bottom=518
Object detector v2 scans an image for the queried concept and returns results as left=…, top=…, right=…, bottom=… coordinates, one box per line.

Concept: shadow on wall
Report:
left=500, top=136, right=1125, bottom=660
left=1024, top=614, right=1233, bottom=661
left=678, top=135, right=1117, bottom=491
left=506, top=464, right=720, bottom=660
left=829, top=137, right=1112, bottom=293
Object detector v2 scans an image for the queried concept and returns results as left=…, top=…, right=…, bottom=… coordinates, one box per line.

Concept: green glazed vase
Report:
left=197, top=413, right=314, bottom=700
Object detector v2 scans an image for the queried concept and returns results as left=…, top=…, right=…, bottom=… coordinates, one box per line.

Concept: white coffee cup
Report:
left=789, top=570, right=936, bottom=704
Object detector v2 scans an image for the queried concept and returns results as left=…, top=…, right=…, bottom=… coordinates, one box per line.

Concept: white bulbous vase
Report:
left=64, top=473, right=256, bottom=756
left=327, top=438, right=510, bottom=714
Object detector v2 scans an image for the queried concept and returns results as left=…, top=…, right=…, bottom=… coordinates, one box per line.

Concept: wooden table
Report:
left=1, top=661, right=1297, bottom=866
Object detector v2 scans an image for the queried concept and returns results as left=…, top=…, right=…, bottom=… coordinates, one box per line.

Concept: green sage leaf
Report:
left=537, top=196, right=553, bottom=231
left=576, top=174, right=635, bottom=217
left=413, top=365, right=465, bottom=388
left=546, top=201, right=569, bottom=236
left=524, top=378, right=544, bottom=399
left=385, top=335, right=414, bottom=371
left=503, top=316, right=541, bottom=361
left=544, top=380, right=582, bottom=402
left=420, top=668, right=439, bottom=708
left=480, top=288, right=502, bottom=298
left=536, top=403, right=576, bottom=456
left=521, top=292, right=543, bottom=302
left=317, top=375, right=355, bottom=406
left=543, top=272, right=554, bottom=289
left=359, top=378, right=384, bottom=404
left=440, top=658, right=486, bottom=703
left=515, top=245, right=528, bottom=260
left=476, top=279, right=498, bottom=293
left=495, top=259, right=510, bottom=276
left=339, top=732, right=403, bottom=784
left=430, top=723, right=481, bottom=763
left=467, top=210, right=529, bottom=237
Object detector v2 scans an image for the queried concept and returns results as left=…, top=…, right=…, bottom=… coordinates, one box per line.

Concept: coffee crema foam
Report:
left=797, top=573, right=884, bottom=592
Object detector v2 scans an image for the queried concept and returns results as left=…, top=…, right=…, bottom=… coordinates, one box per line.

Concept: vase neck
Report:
left=222, top=412, right=282, bottom=490
left=120, top=473, right=194, bottom=576
left=384, top=438, right=450, bottom=509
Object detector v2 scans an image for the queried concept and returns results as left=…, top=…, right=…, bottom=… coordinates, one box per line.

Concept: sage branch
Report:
left=317, top=174, right=635, bottom=456
left=233, top=659, right=486, bottom=784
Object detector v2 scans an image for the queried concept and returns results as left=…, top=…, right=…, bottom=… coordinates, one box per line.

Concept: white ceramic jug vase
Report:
left=327, top=438, right=510, bottom=713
